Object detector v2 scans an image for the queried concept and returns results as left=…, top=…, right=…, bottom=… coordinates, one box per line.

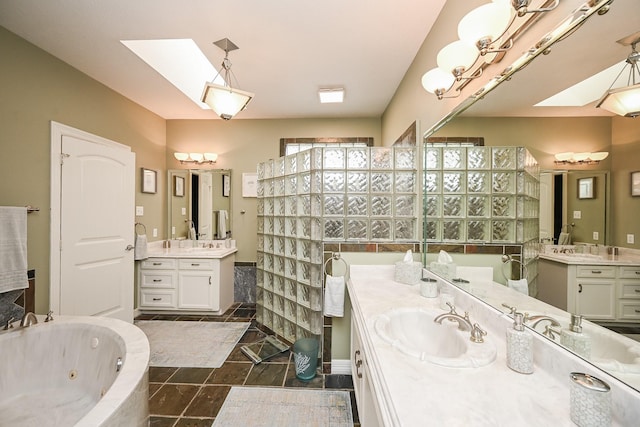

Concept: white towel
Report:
left=218, top=210, right=228, bottom=239
left=323, top=274, right=345, bottom=317
left=558, top=232, right=571, bottom=245
left=508, top=278, right=529, bottom=296
left=0, top=207, right=28, bottom=293
left=134, top=233, right=148, bottom=260
left=189, top=227, right=197, bottom=240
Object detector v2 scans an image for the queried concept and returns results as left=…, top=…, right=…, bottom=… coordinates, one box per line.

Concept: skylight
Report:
left=535, top=60, right=627, bottom=107
left=121, top=39, right=223, bottom=109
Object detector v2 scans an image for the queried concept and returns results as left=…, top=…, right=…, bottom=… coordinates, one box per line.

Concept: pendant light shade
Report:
left=437, top=40, right=479, bottom=78
left=458, top=3, right=512, bottom=51
left=596, top=41, right=640, bottom=118
left=421, top=68, right=456, bottom=99
left=201, top=38, right=254, bottom=120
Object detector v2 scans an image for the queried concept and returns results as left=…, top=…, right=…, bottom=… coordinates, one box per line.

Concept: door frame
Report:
left=49, top=121, right=133, bottom=313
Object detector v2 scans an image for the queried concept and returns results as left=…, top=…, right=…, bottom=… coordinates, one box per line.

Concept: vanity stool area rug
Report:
left=212, top=387, right=353, bottom=426
left=135, top=321, right=249, bottom=368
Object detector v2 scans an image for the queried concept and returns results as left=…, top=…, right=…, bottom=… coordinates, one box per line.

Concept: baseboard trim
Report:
left=331, top=359, right=352, bottom=375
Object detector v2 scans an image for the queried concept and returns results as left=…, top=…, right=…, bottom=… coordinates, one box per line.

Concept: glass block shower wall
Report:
left=423, top=146, right=540, bottom=292
left=256, top=147, right=418, bottom=344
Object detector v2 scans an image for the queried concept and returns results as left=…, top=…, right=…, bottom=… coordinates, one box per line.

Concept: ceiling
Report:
left=0, top=1, right=638, bottom=121
left=0, top=0, right=446, bottom=120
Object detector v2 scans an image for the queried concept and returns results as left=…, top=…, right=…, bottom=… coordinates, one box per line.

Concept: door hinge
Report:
left=60, top=153, right=70, bottom=165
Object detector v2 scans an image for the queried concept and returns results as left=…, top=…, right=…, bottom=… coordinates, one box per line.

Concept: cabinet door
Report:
left=178, top=271, right=218, bottom=310
left=576, top=279, right=616, bottom=320
left=350, top=317, right=381, bottom=427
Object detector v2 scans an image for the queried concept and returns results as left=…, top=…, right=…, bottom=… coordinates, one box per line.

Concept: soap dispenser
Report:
left=506, top=312, right=534, bottom=374
left=560, top=314, right=591, bottom=359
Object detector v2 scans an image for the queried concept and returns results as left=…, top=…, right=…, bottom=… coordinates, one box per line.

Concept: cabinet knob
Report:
left=354, top=350, right=363, bottom=379
left=152, top=297, right=161, bottom=301
left=153, top=279, right=161, bottom=282
left=634, top=289, right=640, bottom=293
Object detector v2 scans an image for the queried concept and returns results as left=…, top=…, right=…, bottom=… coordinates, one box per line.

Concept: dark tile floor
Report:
left=136, top=303, right=360, bottom=427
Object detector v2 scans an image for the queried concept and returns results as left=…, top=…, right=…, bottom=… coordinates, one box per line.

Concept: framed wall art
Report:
left=174, top=175, right=185, bottom=197
left=577, top=177, right=595, bottom=199
left=141, top=168, right=157, bottom=194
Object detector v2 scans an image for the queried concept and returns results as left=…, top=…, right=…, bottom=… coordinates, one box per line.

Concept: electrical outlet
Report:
left=628, top=234, right=635, bottom=244
left=152, top=228, right=158, bottom=237
left=573, top=210, right=581, bottom=219
left=593, top=231, right=599, bottom=240
left=135, top=206, right=144, bottom=216
left=182, top=207, right=187, bottom=215
left=172, top=226, right=176, bottom=236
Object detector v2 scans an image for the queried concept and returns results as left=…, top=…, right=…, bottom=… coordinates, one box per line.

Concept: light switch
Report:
left=152, top=228, right=158, bottom=237
left=573, top=211, right=581, bottom=219
left=593, top=231, right=599, bottom=240
left=135, top=206, right=144, bottom=216
left=172, top=226, right=176, bottom=236
left=182, top=207, right=187, bottom=215
left=628, top=234, right=635, bottom=244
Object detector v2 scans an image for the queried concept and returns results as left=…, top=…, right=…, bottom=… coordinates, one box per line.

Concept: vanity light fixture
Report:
left=554, top=151, right=609, bottom=165
left=201, top=38, right=254, bottom=120
left=422, top=0, right=560, bottom=100
left=596, top=39, right=640, bottom=118
left=174, top=152, right=218, bottom=165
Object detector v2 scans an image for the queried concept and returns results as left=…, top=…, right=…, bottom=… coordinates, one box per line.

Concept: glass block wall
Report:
left=423, top=146, right=540, bottom=292
left=256, top=147, right=418, bottom=344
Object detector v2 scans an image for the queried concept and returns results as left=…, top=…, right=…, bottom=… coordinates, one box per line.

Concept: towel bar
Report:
left=501, top=254, right=528, bottom=281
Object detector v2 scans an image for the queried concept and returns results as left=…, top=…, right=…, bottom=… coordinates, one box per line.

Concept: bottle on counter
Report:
left=506, top=312, right=534, bottom=374
left=560, top=314, right=591, bottom=359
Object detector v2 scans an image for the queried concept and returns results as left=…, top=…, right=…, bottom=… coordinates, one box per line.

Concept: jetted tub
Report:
left=0, top=315, right=150, bottom=426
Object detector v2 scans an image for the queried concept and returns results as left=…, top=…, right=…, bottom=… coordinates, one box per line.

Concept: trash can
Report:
left=293, top=338, right=319, bottom=381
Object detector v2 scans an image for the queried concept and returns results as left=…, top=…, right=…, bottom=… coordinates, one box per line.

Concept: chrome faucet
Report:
left=19, top=312, right=38, bottom=327
left=434, top=303, right=473, bottom=331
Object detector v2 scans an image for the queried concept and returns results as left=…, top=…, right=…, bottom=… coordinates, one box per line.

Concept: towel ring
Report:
left=324, top=252, right=349, bottom=279
left=135, top=222, right=146, bottom=234
left=501, top=254, right=528, bottom=282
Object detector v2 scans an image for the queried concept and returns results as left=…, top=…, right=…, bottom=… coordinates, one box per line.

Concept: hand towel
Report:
left=134, top=233, right=148, bottom=260
left=558, top=232, right=571, bottom=245
left=0, top=207, right=29, bottom=292
left=189, top=227, right=197, bottom=240
left=323, top=274, right=345, bottom=317
left=218, top=210, right=228, bottom=239
left=508, top=278, right=529, bottom=296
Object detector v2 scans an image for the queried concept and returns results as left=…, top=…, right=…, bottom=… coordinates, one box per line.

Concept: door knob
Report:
left=125, top=245, right=134, bottom=251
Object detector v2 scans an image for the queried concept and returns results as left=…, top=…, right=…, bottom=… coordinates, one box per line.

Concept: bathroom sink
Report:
left=373, top=308, right=496, bottom=368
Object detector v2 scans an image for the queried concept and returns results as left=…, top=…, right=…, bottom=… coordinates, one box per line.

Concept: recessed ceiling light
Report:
left=319, top=88, right=345, bottom=103
left=122, top=39, right=223, bottom=109
left=535, top=60, right=626, bottom=107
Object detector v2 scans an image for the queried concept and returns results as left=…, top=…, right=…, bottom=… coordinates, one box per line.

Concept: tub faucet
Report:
left=20, top=312, right=38, bottom=327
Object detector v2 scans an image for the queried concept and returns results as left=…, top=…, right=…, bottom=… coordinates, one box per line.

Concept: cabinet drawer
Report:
left=617, top=300, right=640, bottom=321
left=178, top=258, right=215, bottom=270
left=140, top=290, right=176, bottom=308
left=619, top=266, right=640, bottom=279
left=576, top=265, right=616, bottom=278
left=140, top=271, right=176, bottom=289
left=140, top=258, right=176, bottom=269
left=620, top=281, right=640, bottom=299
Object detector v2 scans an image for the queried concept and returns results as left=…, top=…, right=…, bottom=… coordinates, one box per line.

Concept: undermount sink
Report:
left=374, top=308, right=496, bottom=368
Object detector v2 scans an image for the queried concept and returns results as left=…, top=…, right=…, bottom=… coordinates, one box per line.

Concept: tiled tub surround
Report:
left=348, top=265, right=640, bottom=426
left=0, top=315, right=150, bottom=427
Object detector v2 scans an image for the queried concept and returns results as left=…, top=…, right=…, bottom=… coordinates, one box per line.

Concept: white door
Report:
left=198, top=172, right=213, bottom=239
left=539, top=172, right=554, bottom=242
left=51, top=122, right=135, bottom=322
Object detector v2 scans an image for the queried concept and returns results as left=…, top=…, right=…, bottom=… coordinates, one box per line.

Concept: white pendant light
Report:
left=596, top=40, right=640, bottom=117
left=201, top=38, right=254, bottom=120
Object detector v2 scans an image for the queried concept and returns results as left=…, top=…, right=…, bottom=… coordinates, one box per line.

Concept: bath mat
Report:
left=135, top=321, right=249, bottom=368
left=212, top=387, right=353, bottom=426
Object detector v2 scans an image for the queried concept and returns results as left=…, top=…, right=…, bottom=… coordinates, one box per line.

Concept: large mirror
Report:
left=167, top=169, right=232, bottom=240
left=423, top=1, right=638, bottom=391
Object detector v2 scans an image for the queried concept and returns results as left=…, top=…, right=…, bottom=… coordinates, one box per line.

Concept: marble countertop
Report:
left=146, top=245, right=237, bottom=259
left=348, top=265, right=638, bottom=426
left=539, top=253, right=640, bottom=266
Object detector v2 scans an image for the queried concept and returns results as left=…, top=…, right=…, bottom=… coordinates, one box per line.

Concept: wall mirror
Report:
left=421, top=1, right=636, bottom=392
left=167, top=169, right=232, bottom=240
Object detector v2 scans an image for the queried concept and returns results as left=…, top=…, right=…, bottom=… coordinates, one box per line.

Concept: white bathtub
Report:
left=0, top=315, right=150, bottom=426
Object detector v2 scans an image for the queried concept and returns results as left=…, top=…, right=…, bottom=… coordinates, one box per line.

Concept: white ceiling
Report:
left=0, top=0, right=638, bottom=120
left=0, top=0, right=446, bottom=120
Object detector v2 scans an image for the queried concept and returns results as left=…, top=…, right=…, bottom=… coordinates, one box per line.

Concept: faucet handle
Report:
left=501, top=303, right=517, bottom=315
left=470, top=323, right=487, bottom=343
left=445, top=302, right=457, bottom=314
left=3, top=317, right=14, bottom=330
left=45, top=311, right=54, bottom=322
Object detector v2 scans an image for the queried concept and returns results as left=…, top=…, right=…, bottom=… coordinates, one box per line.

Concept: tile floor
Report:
left=136, top=303, right=360, bottom=427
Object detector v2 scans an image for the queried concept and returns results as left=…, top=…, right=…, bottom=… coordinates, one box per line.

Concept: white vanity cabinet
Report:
left=350, top=315, right=382, bottom=427
left=138, top=253, right=235, bottom=314
left=538, top=258, right=640, bottom=322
